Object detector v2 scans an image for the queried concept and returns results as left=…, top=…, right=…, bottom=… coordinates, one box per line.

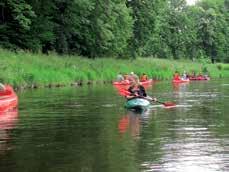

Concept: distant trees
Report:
left=0, top=0, right=35, bottom=49
left=0, top=0, right=228, bottom=62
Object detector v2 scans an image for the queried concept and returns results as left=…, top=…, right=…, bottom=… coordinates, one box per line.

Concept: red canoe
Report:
left=0, top=85, right=18, bottom=112
left=113, top=79, right=153, bottom=86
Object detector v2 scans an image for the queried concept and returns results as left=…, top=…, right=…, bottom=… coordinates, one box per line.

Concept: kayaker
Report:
left=116, top=73, right=124, bottom=82
left=128, top=79, right=146, bottom=97
left=123, top=73, right=129, bottom=80
left=128, top=72, right=139, bottom=81
left=140, top=73, right=148, bottom=82
left=182, top=71, right=187, bottom=80
left=126, top=79, right=156, bottom=101
left=173, top=71, right=181, bottom=80
left=0, top=83, right=5, bottom=91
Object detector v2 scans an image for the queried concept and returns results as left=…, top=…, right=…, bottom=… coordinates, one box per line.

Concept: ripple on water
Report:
left=101, top=104, right=116, bottom=107
left=221, top=84, right=229, bottom=86
left=1, top=81, right=228, bottom=172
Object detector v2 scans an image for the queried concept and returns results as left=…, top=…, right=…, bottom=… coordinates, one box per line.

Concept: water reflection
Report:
left=141, top=125, right=228, bottom=172
left=0, top=110, right=18, bottom=129
left=118, top=110, right=142, bottom=139
left=140, top=80, right=229, bottom=172
left=172, top=82, right=189, bottom=92
left=0, top=110, right=18, bottom=155
left=0, top=80, right=228, bottom=172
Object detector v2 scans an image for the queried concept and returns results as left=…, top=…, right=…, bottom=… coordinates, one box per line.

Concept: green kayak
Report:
left=125, top=98, right=150, bottom=110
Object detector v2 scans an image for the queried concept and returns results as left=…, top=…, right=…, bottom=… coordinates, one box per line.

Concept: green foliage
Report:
left=79, top=0, right=133, bottom=57
left=0, top=0, right=228, bottom=62
left=7, top=0, right=36, bottom=30
left=217, top=64, right=222, bottom=70
left=0, top=0, right=35, bottom=50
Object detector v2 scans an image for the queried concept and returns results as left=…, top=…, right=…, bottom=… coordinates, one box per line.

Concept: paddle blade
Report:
left=163, top=102, right=176, bottom=107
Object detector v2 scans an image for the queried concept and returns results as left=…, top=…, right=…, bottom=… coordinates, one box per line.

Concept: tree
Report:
left=127, top=0, right=166, bottom=57
left=0, top=0, right=35, bottom=50
left=71, top=0, right=133, bottom=57
left=197, top=0, right=229, bottom=63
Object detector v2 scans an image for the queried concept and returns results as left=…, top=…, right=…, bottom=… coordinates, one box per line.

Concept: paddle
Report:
left=143, top=96, right=176, bottom=107
left=155, top=100, right=176, bottom=107
left=117, top=88, right=176, bottom=108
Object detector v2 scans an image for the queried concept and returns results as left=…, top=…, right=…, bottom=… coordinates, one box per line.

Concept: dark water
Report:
left=0, top=80, right=228, bottom=172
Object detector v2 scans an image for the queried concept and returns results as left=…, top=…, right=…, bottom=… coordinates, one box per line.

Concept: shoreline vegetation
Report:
left=1, top=0, right=228, bottom=91
left=0, top=49, right=228, bottom=90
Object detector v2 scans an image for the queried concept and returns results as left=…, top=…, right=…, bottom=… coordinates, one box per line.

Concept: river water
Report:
left=0, top=80, right=228, bottom=172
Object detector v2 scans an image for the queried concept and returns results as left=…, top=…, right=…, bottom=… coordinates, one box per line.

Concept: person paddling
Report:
left=182, top=71, right=187, bottom=80
left=126, top=79, right=156, bottom=102
left=116, top=73, right=124, bottom=82
left=140, top=73, right=148, bottom=82
left=173, top=71, right=181, bottom=80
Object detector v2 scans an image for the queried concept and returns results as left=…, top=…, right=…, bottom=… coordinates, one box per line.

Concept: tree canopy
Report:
left=0, top=0, right=228, bottom=62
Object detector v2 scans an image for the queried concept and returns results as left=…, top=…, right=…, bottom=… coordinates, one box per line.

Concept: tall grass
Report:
left=0, top=49, right=228, bottom=88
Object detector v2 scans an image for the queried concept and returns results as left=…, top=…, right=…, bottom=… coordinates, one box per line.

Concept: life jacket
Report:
left=128, top=85, right=147, bottom=97
left=173, top=73, right=180, bottom=80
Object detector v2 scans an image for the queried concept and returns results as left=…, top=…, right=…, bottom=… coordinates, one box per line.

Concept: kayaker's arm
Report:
left=141, top=96, right=157, bottom=102
left=125, top=95, right=135, bottom=100
left=125, top=93, right=140, bottom=100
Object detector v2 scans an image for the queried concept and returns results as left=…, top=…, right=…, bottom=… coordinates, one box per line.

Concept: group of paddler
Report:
left=114, top=72, right=177, bottom=109
left=116, top=70, right=211, bottom=109
left=116, top=72, right=149, bottom=82
left=173, top=71, right=210, bottom=81
left=115, top=72, right=176, bottom=109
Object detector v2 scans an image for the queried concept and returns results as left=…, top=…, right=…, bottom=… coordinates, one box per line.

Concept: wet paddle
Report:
left=155, top=100, right=176, bottom=107
left=143, top=96, right=176, bottom=107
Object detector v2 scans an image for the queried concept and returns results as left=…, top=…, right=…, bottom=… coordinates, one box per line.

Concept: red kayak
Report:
left=113, top=79, right=153, bottom=86
left=140, top=79, right=153, bottom=85
left=189, top=76, right=210, bottom=81
left=172, top=78, right=190, bottom=83
left=0, top=85, right=18, bottom=112
left=113, top=80, right=130, bottom=85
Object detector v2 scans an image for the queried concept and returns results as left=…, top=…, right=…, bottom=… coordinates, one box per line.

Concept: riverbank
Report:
left=0, top=49, right=228, bottom=89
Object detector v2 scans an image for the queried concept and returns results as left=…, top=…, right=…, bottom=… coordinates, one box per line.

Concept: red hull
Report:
left=113, top=79, right=153, bottom=86
left=189, top=76, right=210, bottom=81
left=0, top=85, right=18, bottom=112
left=172, top=79, right=190, bottom=83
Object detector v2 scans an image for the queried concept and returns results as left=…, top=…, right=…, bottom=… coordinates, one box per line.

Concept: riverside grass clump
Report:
left=0, top=49, right=228, bottom=88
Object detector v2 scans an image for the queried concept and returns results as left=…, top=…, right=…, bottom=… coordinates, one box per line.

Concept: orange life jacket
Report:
left=173, top=73, right=180, bottom=80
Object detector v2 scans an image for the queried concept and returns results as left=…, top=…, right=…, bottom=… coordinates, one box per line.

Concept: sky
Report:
left=186, top=0, right=198, bottom=5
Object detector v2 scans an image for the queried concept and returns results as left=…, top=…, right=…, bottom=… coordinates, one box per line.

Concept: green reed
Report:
left=0, top=49, right=228, bottom=88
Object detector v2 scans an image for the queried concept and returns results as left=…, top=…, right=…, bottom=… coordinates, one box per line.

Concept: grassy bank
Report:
left=0, top=49, right=228, bottom=88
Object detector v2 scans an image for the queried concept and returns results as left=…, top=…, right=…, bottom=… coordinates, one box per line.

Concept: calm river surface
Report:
left=0, top=80, right=228, bottom=172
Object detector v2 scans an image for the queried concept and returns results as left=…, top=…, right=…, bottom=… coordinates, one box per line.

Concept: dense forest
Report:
left=0, top=0, right=228, bottom=62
